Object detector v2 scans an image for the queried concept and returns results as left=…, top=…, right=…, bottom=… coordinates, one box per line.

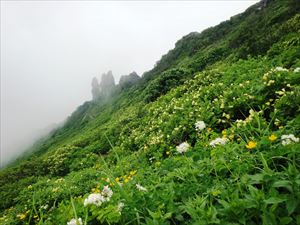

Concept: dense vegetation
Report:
left=1, top=0, right=300, bottom=224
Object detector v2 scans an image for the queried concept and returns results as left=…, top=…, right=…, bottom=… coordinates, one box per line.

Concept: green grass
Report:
left=0, top=0, right=300, bottom=224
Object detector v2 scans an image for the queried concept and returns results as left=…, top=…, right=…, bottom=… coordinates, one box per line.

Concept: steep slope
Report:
left=1, top=0, right=300, bottom=224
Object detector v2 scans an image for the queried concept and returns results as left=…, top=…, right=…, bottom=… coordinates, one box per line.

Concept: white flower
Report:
left=236, top=119, right=244, bottom=127
left=293, top=67, right=300, bottom=73
left=222, top=113, right=230, bottom=119
left=176, top=142, right=190, bottom=153
left=281, top=134, right=299, bottom=145
left=209, top=137, right=228, bottom=147
left=195, top=121, right=206, bottom=131
left=102, top=185, right=113, bottom=201
left=84, top=193, right=105, bottom=206
left=275, top=67, right=288, bottom=72
left=263, top=73, right=269, bottom=80
left=136, top=183, right=148, bottom=192
left=117, top=202, right=125, bottom=214
left=67, top=218, right=82, bottom=225
left=267, top=80, right=275, bottom=86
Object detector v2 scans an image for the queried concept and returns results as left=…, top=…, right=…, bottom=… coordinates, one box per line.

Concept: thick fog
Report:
left=0, top=1, right=258, bottom=167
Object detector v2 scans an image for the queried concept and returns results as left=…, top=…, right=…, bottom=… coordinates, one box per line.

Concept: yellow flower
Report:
left=211, top=190, right=221, bottom=196
left=52, top=187, right=59, bottom=192
left=124, top=178, right=129, bottom=183
left=268, top=134, right=277, bottom=142
left=229, top=134, right=235, bottom=140
left=246, top=141, right=257, bottom=149
left=166, top=151, right=170, bottom=155
left=115, top=177, right=120, bottom=182
left=92, top=188, right=100, bottom=193
left=130, top=170, right=137, bottom=176
left=17, top=214, right=26, bottom=220
left=207, top=127, right=212, bottom=132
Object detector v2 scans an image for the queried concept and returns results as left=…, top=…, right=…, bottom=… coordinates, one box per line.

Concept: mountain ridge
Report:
left=1, top=0, right=300, bottom=224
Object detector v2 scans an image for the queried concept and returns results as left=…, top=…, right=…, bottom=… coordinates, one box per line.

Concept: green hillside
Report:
left=1, top=0, right=300, bottom=224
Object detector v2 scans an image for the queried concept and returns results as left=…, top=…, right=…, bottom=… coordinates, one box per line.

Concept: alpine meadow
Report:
left=1, top=0, right=300, bottom=224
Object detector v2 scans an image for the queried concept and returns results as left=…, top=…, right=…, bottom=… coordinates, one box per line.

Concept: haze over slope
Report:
left=0, top=0, right=257, bottom=166
left=0, top=0, right=300, bottom=224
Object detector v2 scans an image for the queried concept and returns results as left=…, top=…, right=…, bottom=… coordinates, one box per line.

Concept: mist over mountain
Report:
left=1, top=0, right=300, bottom=224
left=1, top=1, right=256, bottom=166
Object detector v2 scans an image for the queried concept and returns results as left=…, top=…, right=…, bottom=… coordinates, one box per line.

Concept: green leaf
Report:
left=280, top=217, right=293, bottom=225
left=272, top=180, right=293, bottom=192
left=218, top=199, right=230, bottom=209
left=249, top=173, right=264, bottom=184
left=175, top=214, right=184, bottom=221
left=264, top=196, right=287, bottom=204
left=286, top=198, right=298, bottom=215
left=259, top=153, right=271, bottom=172
left=163, top=212, right=172, bottom=220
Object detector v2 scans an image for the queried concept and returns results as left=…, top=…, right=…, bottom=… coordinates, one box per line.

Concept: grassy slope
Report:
left=1, top=0, right=300, bottom=224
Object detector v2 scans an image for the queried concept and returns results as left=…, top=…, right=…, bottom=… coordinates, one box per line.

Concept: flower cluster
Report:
left=195, top=120, right=206, bottom=131
left=274, top=66, right=288, bottom=72
left=275, top=88, right=286, bottom=96
left=209, top=137, right=228, bottom=147
left=235, top=109, right=261, bottom=127
left=84, top=193, right=105, bottom=206
left=294, top=67, right=300, bottom=73
left=67, top=218, right=82, bottom=225
left=84, top=185, right=113, bottom=207
left=136, top=183, right=148, bottom=192
left=117, top=202, right=125, bottom=214
left=176, top=142, right=190, bottom=153
left=114, top=170, right=137, bottom=184
left=102, top=185, right=113, bottom=199
left=281, top=134, right=299, bottom=145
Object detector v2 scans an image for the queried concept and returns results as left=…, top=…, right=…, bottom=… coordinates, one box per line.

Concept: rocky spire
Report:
left=119, top=71, right=140, bottom=89
left=91, top=71, right=116, bottom=101
left=91, top=77, right=100, bottom=100
left=262, top=0, right=268, bottom=8
left=100, top=71, right=116, bottom=97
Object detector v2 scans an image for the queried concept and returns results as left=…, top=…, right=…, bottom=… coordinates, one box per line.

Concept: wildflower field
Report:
left=1, top=0, right=300, bottom=224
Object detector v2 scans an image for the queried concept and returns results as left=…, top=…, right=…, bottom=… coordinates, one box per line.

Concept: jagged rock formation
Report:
left=91, top=77, right=101, bottom=100
left=262, top=0, right=268, bottom=8
left=119, top=71, right=140, bottom=89
left=100, top=71, right=116, bottom=97
left=91, top=71, right=116, bottom=100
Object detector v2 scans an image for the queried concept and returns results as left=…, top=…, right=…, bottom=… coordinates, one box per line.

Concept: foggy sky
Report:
left=0, top=0, right=258, bottom=166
